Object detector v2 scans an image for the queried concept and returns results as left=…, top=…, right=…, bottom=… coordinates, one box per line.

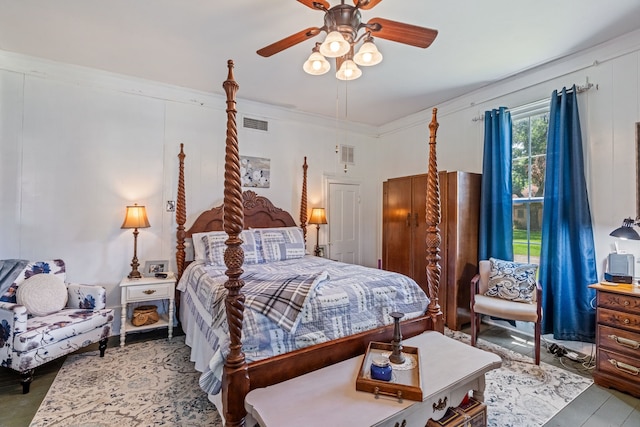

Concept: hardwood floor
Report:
left=461, top=323, right=640, bottom=427
left=2, top=324, right=639, bottom=426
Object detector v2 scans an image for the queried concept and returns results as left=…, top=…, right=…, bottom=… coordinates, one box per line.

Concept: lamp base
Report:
left=128, top=269, right=142, bottom=279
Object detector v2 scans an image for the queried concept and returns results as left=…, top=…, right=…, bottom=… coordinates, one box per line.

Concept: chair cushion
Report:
left=473, top=294, right=539, bottom=322
left=485, top=258, right=538, bottom=303
left=16, top=273, right=68, bottom=316
left=13, top=308, right=113, bottom=352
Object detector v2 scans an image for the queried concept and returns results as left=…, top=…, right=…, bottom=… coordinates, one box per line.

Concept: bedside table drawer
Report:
left=597, top=307, right=640, bottom=333
left=598, top=324, right=640, bottom=358
left=597, top=347, right=640, bottom=382
left=126, top=283, right=173, bottom=300
left=597, top=291, right=640, bottom=315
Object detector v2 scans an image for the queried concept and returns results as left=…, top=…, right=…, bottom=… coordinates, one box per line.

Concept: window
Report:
left=511, top=100, right=549, bottom=265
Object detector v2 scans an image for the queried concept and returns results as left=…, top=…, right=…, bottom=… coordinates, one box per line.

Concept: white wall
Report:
left=0, top=52, right=381, bottom=333
left=377, top=29, right=640, bottom=280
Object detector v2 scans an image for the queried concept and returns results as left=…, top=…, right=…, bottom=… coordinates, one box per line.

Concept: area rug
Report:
left=445, top=329, right=593, bottom=427
left=30, top=336, right=223, bottom=427
left=31, top=332, right=592, bottom=427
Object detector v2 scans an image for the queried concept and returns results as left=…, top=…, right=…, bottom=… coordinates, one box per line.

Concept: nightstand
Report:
left=119, top=273, right=175, bottom=347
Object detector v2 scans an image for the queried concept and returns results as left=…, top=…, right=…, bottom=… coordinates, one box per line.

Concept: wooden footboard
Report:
left=175, top=61, right=443, bottom=427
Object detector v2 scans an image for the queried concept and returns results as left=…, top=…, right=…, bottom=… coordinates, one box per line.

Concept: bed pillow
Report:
left=201, top=230, right=263, bottom=266
left=192, top=231, right=220, bottom=262
left=16, top=273, right=68, bottom=316
left=255, top=227, right=306, bottom=262
left=484, top=257, right=538, bottom=303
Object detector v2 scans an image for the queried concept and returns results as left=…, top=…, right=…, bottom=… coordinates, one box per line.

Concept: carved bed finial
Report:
left=426, top=108, right=444, bottom=332
left=221, top=59, right=249, bottom=427
left=300, top=157, right=309, bottom=242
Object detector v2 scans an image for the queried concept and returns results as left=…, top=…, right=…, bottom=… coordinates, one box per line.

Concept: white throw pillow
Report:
left=16, top=273, right=68, bottom=316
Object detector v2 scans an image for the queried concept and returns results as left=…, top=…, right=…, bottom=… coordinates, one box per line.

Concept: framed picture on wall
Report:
left=143, top=260, right=169, bottom=277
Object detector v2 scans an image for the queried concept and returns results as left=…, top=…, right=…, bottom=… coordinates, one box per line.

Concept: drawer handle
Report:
left=609, top=334, right=640, bottom=349
left=624, top=300, right=631, bottom=306
left=143, top=289, right=156, bottom=295
left=623, top=318, right=631, bottom=324
left=433, top=396, right=448, bottom=412
left=608, top=359, right=640, bottom=376
left=393, top=421, right=406, bottom=427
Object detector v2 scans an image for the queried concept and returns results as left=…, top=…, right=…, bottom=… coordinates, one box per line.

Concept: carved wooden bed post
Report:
left=221, top=60, right=249, bottom=427
left=176, top=143, right=187, bottom=281
left=300, top=156, right=308, bottom=242
left=425, top=108, right=444, bottom=333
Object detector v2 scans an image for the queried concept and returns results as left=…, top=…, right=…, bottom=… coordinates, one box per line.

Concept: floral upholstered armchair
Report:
left=0, top=259, right=114, bottom=393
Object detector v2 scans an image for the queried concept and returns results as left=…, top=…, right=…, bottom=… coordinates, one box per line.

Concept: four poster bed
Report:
left=174, top=61, right=444, bottom=427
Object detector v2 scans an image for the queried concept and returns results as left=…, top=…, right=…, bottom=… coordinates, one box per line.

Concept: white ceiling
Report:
left=2, top=0, right=640, bottom=126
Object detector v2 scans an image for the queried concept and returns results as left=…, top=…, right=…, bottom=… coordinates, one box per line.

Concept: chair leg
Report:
left=534, top=321, right=541, bottom=365
left=99, top=338, right=108, bottom=357
left=21, top=369, right=34, bottom=394
left=471, top=312, right=478, bottom=346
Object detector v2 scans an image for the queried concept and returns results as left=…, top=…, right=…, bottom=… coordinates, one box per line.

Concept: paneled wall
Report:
left=0, top=53, right=381, bottom=333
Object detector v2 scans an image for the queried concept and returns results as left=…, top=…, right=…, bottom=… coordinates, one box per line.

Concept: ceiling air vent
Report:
left=340, top=145, right=355, bottom=165
left=243, top=116, right=269, bottom=132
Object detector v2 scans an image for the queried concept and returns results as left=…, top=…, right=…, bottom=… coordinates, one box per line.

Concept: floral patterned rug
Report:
left=31, top=331, right=592, bottom=427
left=30, top=336, right=222, bottom=427
left=445, top=329, right=593, bottom=427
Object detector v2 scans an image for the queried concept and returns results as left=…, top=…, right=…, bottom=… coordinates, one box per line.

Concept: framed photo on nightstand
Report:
left=317, top=245, right=326, bottom=258
left=143, top=260, right=169, bottom=277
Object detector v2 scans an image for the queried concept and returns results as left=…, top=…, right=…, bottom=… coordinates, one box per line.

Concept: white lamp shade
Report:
left=336, top=59, right=362, bottom=81
left=303, top=51, right=330, bottom=75
left=354, top=41, right=383, bottom=66
left=319, top=31, right=350, bottom=58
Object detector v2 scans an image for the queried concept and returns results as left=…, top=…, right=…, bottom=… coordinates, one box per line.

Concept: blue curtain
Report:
left=540, top=86, right=597, bottom=342
left=479, top=107, right=513, bottom=261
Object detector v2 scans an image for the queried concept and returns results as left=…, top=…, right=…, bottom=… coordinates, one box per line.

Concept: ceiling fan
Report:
left=257, top=0, right=438, bottom=80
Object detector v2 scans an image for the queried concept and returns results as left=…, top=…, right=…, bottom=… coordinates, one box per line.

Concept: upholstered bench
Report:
left=0, top=259, right=114, bottom=393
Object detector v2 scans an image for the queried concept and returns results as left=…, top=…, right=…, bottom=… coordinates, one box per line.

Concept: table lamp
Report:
left=610, top=217, right=640, bottom=240
left=308, top=207, right=328, bottom=257
left=121, top=203, right=151, bottom=278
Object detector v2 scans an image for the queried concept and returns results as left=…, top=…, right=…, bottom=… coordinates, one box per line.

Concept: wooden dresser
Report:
left=589, top=283, right=640, bottom=397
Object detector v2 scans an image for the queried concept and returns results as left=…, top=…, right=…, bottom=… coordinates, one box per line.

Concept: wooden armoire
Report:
left=382, top=171, right=481, bottom=330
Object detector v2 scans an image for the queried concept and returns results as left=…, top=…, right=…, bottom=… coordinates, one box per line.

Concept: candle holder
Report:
left=389, top=311, right=405, bottom=364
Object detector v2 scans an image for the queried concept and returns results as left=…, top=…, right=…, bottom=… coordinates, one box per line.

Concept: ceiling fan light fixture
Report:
left=303, top=51, right=330, bottom=75
left=320, top=31, right=350, bottom=58
left=354, top=40, right=382, bottom=66
left=336, top=59, right=362, bottom=81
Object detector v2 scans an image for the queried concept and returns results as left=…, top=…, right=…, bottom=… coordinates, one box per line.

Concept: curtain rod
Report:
left=471, top=77, right=596, bottom=122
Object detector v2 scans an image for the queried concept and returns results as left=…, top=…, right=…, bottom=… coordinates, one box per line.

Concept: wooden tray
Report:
left=356, top=341, right=423, bottom=401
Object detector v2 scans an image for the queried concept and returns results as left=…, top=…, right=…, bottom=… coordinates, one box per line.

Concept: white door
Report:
left=328, top=182, right=360, bottom=263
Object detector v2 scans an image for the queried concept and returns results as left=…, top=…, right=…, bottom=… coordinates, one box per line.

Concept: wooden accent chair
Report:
left=470, top=259, right=542, bottom=365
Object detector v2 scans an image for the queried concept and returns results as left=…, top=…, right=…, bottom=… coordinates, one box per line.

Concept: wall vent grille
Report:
left=243, top=116, right=269, bottom=132
left=340, top=145, right=355, bottom=165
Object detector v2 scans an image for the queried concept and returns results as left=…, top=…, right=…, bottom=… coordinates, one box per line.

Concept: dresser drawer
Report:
left=126, top=282, right=173, bottom=301
left=597, top=291, right=640, bottom=315
left=597, top=307, right=640, bottom=333
left=597, top=347, right=640, bottom=383
left=598, top=324, right=640, bottom=358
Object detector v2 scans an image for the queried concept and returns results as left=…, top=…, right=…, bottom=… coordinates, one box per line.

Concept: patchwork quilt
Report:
left=177, top=256, right=429, bottom=395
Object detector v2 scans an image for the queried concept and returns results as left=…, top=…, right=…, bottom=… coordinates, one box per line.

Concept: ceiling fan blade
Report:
left=297, top=0, right=330, bottom=11
left=257, top=27, right=322, bottom=57
left=355, top=0, right=383, bottom=10
left=367, top=17, right=438, bottom=49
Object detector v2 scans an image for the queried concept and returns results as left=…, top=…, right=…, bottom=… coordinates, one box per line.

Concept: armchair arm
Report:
left=0, top=302, right=28, bottom=362
left=66, top=283, right=107, bottom=310
left=470, top=273, right=481, bottom=309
